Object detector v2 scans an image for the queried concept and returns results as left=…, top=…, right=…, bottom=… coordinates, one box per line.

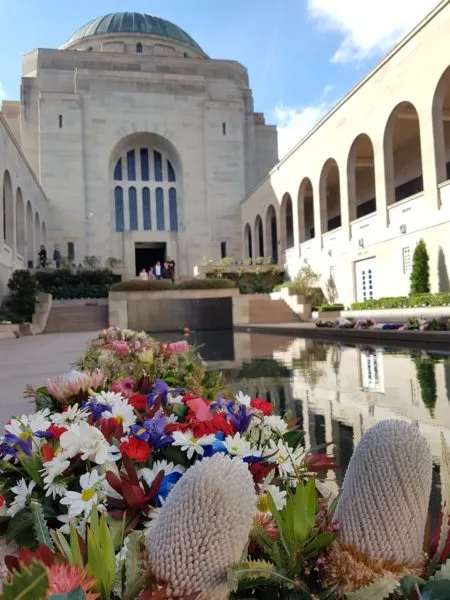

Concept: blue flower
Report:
left=203, top=431, right=228, bottom=458
left=157, top=472, right=183, bottom=503
left=1, top=433, right=32, bottom=458
left=131, top=412, right=173, bottom=450
left=229, top=405, right=253, bottom=434
left=82, top=398, right=110, bottom=421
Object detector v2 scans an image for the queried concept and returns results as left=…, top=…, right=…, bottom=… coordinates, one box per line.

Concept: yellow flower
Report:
left=138, top=349, right=153, bottom=367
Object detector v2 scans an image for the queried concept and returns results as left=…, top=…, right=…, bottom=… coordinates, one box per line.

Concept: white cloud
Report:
left=274, top=86, right=335, bottom=158
left=308, top=0, right=440, bottom=63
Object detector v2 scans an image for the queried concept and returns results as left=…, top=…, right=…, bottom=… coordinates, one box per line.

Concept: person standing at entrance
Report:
left=139, top=268, right=148, bottom=280
left=38, top=245, right=47, bottom=268
left=53, top=245, right=61, bottom=269
left=154, top=261, right=162, bottom=280
left=168, top=258, right=176, bottom=283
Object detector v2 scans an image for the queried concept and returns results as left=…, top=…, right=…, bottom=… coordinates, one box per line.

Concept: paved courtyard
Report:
left=0, top=332, right=95, bottom=420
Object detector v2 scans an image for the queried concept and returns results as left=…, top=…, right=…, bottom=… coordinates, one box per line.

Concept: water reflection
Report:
left=152, top=331, right=450, bottom=502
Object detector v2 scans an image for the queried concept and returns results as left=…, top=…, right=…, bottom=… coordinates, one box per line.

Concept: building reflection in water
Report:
left=220, top=333, right=450, bottom=499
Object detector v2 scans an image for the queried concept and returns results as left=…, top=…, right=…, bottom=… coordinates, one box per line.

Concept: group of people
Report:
left=38, top=245, right=62, bottom=269
left=139, top=259, right=176, bottom=283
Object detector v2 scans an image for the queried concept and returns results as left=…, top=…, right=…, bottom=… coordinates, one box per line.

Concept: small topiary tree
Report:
left=3, top=269, right=38, bottom=321
left=410, top=239, right=430, bottom=295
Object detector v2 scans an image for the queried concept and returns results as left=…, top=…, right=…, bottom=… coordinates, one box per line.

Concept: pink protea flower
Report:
left=110, top=377, right=135, bottom=398
left=47, top=564, right=98, bottom=599
left=110, top=341, right=129, bottom=356
left=47, top=369, right=105, bottom=403
left=169, top=340, right=189, bottom=354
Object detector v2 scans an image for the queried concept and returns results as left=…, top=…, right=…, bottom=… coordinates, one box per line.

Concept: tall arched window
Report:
left=169, top=188, right=178, bottom=232
left=143, top=188, right=151, bottom=230
left=129, top=187, right=138, bottom=230
left=112, top=142, right=181, bottom=233
left=136, top=43, right=143, bottom=54
left=115, top=187, right=124, bottom=232
left=156, top=188, right=165, bottom=231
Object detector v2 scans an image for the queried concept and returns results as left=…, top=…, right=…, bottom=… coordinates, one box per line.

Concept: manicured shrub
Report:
left=206, top=267, right=284, bottom=294
left=414, top=355, right=437, bottom=416
left=110, top=279, right=174, bottom=292
left=410, top=239, right=430, bottom=295
left=177, top=278, right=236, bottom=289
left=2, top=270, right=38, bottom=321
left=110, top=278, right=236, bottom=292
left=351, top=292, right=450, bottom=311
left=318, top=303, right=344, bottom=312
left=35, top=268, right=121, bottom=299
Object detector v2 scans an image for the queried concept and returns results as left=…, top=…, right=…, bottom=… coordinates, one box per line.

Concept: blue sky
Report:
left=0, top=0, right=439, bottom=157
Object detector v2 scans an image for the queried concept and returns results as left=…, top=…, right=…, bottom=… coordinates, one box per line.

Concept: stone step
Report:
left=248, top=297, right=300, bottom=324
left=45, top=305, right=108, bottom=333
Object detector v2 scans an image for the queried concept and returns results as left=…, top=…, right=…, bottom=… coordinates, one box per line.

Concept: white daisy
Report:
left=262, top=415, right=289, bottom=436
left=167, top=393, right=184, bottom=405
left=41, top=454, right=71, bottom=499
left=93, top=391, right=124, bottom=406
left=171, top=430, right=216, bottom=460
left=224, top=433, right=260, bottom=459
left=51, top=405, right=89, bottom=426
left=102, top=398, right=137, bottom=433
left=267, top=438, right=305, bottom=478
left=258, top=483, right=287, bottom=512
left=7, top=479, right=36, bottom=517
left=140, top=460, right=185, bottom=488
left=5, top=409, right=51, bottom=437
left=59, top=421, right=112, bottom=465
left=60, top=470, right=106, bottom=519
left=235, top=391, right=251, bottom=407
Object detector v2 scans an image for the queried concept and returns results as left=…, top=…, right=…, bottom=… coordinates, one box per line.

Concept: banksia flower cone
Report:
left=325, top=419, right=432, bottom=596
left=145, top=454, right=256, bottom=599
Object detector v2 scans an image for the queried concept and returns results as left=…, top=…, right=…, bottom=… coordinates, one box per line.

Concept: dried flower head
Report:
left=146, top=454, right=256, bottom=599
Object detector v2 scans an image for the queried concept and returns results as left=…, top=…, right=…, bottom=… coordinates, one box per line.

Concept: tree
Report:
left=410, top=239, right=430, bottom=295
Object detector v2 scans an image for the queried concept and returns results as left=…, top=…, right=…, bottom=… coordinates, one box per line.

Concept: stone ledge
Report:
left=233, top=323, right=450, bottom=351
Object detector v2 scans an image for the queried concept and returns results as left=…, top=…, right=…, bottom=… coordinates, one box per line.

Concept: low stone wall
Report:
left=109, top=288, right=250, bottom=332
left=31, top=293, right=52, bottom=334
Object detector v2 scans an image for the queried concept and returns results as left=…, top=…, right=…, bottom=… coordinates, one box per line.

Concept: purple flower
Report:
left=211, top=393, right=227, bottom=411
left=1, top=433, right=32, bottom=458
left=82, top=398, right=110, bottom=421
left=228, top=405, right=253, bottom=434
left=131, top=411, right=173, bottom=450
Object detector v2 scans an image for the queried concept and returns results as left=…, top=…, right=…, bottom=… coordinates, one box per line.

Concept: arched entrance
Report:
left=254, top=215, right=264, bottom=259
left=243, top=223, right=252, bottom=261
left=347, top=134, right=376, bottom=221
left=265, top=205, right=278, bottom=264
left=319, top=159, right=341, bottom=233
left=298, top=177, right=315, bottom=242
left=280, top=193, right=294, bottom=253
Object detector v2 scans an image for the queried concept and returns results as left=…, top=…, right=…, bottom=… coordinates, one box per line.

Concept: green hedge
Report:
left=206, top=268, right=284, bottom=294
left=351, top=293, right=450, bottom=311
left=318, top=303, right=344, bottom=312
left=110, top=278, right=236, bottom=292
left=36, top=268, right=121, bottom=299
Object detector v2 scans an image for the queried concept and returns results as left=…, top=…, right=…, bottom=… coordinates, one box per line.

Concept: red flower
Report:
left=120, top=437, right=151, bottom=462
left=98, top=418, right=124, bottom=443
left=6, top=545, right=56, bottom=572
left=0, top=495, right=5, bottom=508
left=182, top=393, right=197, bottom=404
left=251, top=398, right=273, bottom=416
left=47, top=424, right=67, bottom=440
left=304, top=453, right=339, bottom=471
left=41, top=443, right=55, bottom=462
left=128, top=393, right=148, bottom=411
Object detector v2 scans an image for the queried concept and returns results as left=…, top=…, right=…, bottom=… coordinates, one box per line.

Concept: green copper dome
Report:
left=67, top=12, right=203, bottom=53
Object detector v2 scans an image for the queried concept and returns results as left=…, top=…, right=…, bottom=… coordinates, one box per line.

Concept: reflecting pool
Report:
left=156, top=329, right=449, bottom=512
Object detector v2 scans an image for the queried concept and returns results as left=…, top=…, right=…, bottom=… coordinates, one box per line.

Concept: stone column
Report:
left=420, top=105, right=442, bottom=211
left=373, top=138, right=389, bottom=229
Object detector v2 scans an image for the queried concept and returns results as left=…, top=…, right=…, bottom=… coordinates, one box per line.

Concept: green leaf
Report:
left=346, top=573, right=400, bottom=600
left=49, top=588, right=87, bottom=600
left=30, top=500, right=55, bottom=551
left=303, top=532, right=335, bottom=555
left=431, top=558, right=450, bottom=581
left=0, top=560, right=49, bottom=600
left=124, top=531, right=145, bottom=598
left=99, top=515, right=116, bottom=592
left=69, top=522, right=84, bottom=569
left=283, top=430, right=305, bottom=451
left=6, top=508, right=34, bottom=546
left=89, top=506, right=100, bottom=541
left=18, top=454, right=43, bottom=486
left=86, top=529, right=103, bottom=594
left=52, top=529, right=73, bottom=564
left=267, top=493, right=289, bottom=557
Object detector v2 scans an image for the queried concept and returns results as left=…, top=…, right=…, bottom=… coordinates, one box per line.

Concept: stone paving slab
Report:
left=0, top=332, right=95, bottom=421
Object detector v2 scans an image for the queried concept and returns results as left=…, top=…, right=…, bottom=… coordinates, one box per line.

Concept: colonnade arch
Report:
left=265, top=205, right=278, bottom=264
left=280, top=192, right=294, bottom=254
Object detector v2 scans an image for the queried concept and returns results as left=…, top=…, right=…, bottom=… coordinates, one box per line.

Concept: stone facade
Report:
left=3, top=24, right=277, bottom=279
left=241, top=0, right=450, bottom=307
left=0, top=113, right=47, bottom=297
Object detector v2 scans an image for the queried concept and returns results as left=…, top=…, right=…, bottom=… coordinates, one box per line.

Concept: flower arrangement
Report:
left=0, top=327, right=336, bottom=599
left=2, top=327, right=450, bottom=599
